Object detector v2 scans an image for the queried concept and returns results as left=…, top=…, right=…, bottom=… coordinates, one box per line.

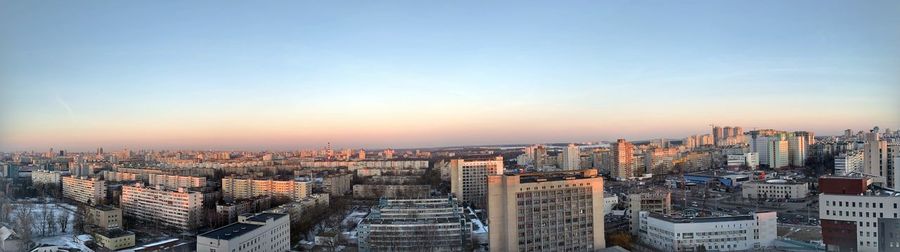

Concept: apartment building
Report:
left=102, top=171, right=140, bottom=182
left=357, top=198, right=472, bottom=252
left=639, top=211, right=777, bottom=251
left=742, top=180, right=809, bottom=199
left=222, top=177, right=311, bottom=201
left=197, top=213, right=291, bottom=252
left=32, top=169, right=63, bottom=185
left=121, top=183, right=203, bottom=230
left=819, top=176, right=900, bottom=252
left=450, top=156, right=503, bottom=209
left=835, top=150, right=865, bottom=176
left=352, top=184, right=431, bottom=199
left=611, top=139, right=634, bottom=180
left=629, top=192, right=672, bottom=235
left=148, top=174, right=207, bottom=189
left=322, top=173, right=353, bottom=196
left=487, top=169, right=605, bottom=251
left=62, top=176, right=107, bottom=205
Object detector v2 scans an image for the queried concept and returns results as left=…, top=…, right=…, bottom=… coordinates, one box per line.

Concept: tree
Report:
left=39, top=202, right=51, bottom=236
left=607, top=231, right=633, bottom=250
left=57, top=207, right=70, bottom=233
left=15, top=202, right=34, bottom=242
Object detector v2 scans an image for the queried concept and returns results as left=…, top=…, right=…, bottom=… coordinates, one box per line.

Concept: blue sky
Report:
left=1, top=0, right=898, bottom=151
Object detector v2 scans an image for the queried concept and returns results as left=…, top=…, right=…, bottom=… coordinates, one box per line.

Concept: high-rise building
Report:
left=713, top=126, right=724, bottom=146
left=639, top=211, right=777, bottom=251
left=788, top=135, right=807, bottom=167
left=450, top=156, right=503, bottom=209
left=358, top=149, right=366, bottom=160
left=222, top=177, right=311, bottom=201
left=197, top=213, right=290, bottom=252
left=835, top=151, right=865, bottom=176
left=487, top=169, right=605, bottom=251
left=121, top=184, right=203, bottom=230
left=611, top=139, right=634, bottom=180
left=864, top=132, right=888, bottom=185
left=357, top=198, right=472, bottom=251
left=819, top=176, right=900, bottom=252
left=723, top=126, right=733, bottom=139
left=559, top=143, right=580, bottom=170
left=62, top=176, right=107, bottom=205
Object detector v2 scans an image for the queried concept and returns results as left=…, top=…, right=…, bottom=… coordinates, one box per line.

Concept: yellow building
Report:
left=94, top=229, right=135, bottom=250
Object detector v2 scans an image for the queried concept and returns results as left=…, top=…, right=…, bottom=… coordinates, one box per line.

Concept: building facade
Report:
left=639, top=211, right=777, bottom=251
left=121, top=184, right=203, bottom=230
left=487, top=169, right=605, bottom=251
left=819, top=176, right=900, bottom=251
left=357, top=198, right=471, bottom=252
left=450, top=157, right=503, bottom=209
left=222, top=177, right=311, bottom=201
left=148, top=174, right=207, bottom=189
left=629, top=192, right=672, bottom=235
left=835, top=150, right=865, bottom=176
left=322, top=173, right=353, bottom=196
left=86, top=205, right=123, bottom=230
left=742, top=180, right=809, bottom=199
left=32, top=170, right=63, bottom=185
left=560, top=144, right=580, bottom=170
left=611, top=139, right=634, bottom=180
left=197, top=213, right=291, bottom=252
left=62, top=176, right=107, bottom=205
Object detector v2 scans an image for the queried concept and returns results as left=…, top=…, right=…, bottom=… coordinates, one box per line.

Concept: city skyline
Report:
left=2, top=0, right=899, bottom=151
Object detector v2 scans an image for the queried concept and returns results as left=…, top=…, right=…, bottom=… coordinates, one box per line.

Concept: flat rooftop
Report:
left=97, top=228, right=134, bottom=238
left=514, top=170, right=598, bottom=184
left=243, top=212, right=287, bottom=223
left=199, top=223, right=261, bottom=240
left=650, top=212, right=757, bottom=224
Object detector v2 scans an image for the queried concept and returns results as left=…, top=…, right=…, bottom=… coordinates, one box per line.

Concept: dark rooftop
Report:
left=649, top=212, right=759, bottom=223
left=96, top=228, right=134, bottom=238
left=243, top=212, right=287, bottom=223
left=514, top=170, right=599, bottom=184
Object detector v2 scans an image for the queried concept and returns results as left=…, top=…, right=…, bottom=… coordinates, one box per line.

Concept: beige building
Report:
left=102, top=171, right=140, bottom=182
left=611, top=139, right=634, bottom=180
left=86, top=205, right=123, bottom=230
left=352, top=184, right=431, bottom=199
left=323, top=173, right=353, bottom=196
left=94, top=229, right=135, bottom=250
left=742, top=180, right=809, bottom=199
left=197, top=213, right=291, bottom=252
left=148, top=174, right=207, bottom=189
left=629, top=192, right=672, bottom=235
left=121, top=184, right=203, bottom=230
left=62, top=176, right=107, bottom=205
left=450, top=156, right=504, bottom=209
left=487, top=169, right=605, bottom=251
left=222, top=177, right=312, bottom=201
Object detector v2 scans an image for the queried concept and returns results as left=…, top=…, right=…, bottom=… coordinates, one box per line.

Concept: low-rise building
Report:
left=357, top=198, right=471, bottom=251
left=86, top=205, right=123, bottom=230
left=604, top=193, right=619, bottom=215
left=639, top=211, right=777, bottom=251
left=94, top=229, right=135, bottom=250
left=742, top=180, right=809, bottom=199
left=197, top=213, right=290, bottom=252
left=819, top=176, right=900, bottom=252
left=216, top=195, right=273, bottom=222
left=62, top=176, right=107, bottom=205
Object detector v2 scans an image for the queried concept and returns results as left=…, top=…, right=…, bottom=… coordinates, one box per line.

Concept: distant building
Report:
left=148, top=174, right=206, bottom=189
left=357, top=198, right=471, bottom=252
left=197, top=213, right=290, bottom=252
left=788, top=135, right=807, bottom=167
left=559, top=143, right=580, bottom=170
left=742, top=180, right=809, bottom=199
left=121, top=184, right=203, bottom=230
left=32, top=170, right=64, bottom=186
left=450, top=157, right=503, bottom=209
left=322, top=173, right=353, bottom=196
left=611, top=139, right=634, bottom=180
left=222, top=177, right=311, bottom=201
left=726, top=153, right=759, bottom=169
left=604, top=193, right=619, bottom=215
left=352, top=184, right=431, bottom=199
left=639, top=211, right=777, bottom=251
left=216, top=196, right=273, bottom=222
left=835, top=150, right=865, bottom=176
left=62, top=176, right=107, bottom=205
left=488, top=169, right=605, bottom=251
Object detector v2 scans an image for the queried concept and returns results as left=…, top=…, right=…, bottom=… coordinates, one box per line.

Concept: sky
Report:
left=1, top=0, right=899, bottom=152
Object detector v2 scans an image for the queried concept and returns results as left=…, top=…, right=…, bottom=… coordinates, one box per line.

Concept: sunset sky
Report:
left=1, top=0, right=898, bottom=151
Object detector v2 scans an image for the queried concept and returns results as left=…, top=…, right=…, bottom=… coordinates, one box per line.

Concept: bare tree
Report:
left=0, top=199, right=13, bottom=223
left=15, top=203, right=34, bottom=242
left=57, top=208, right=70, bottom=233
left=39, top=202, right=50, bottom=236
left=47, top=206, right=58, bottom=234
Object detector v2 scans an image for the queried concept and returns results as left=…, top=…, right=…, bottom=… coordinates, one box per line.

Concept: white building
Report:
left=742, top=180, right=809, bottom=199
left=819, top=176, right=900, bottom=251
left=450, top=156, right=503, bottom=209
left=197, top=212, right=290, bottom=252
left=357, top=198, right=472, bottom=251
left=121, top=184, right=203, bottom=230
left=604, top=193, right=619, bottom=215
left=766, top=138, right=790, bottom=169
left=788, top=135, right=807, bottom=167
left=559, top=143, right=580, bottom=170
left=62, top=176, right=107, bottom=205
left=835, top=150, right=865, bottom=176
left=32, top=170, right=64, bottom=186
left=148, top=174, right=206, bottom=189
left=726, top=153, right=759, bottom=169
left=639, top=211, right=777, bottom=251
